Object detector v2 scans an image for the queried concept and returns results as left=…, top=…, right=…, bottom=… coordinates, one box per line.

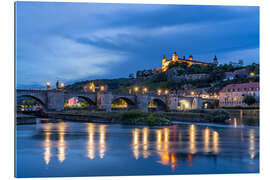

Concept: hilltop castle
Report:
left=136, top=51, right=218, bottom=78
left=159, top=52, right=218, bottom=72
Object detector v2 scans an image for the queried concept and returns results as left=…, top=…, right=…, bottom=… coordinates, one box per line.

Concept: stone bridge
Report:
left=16, top=89, right=203, bottom=112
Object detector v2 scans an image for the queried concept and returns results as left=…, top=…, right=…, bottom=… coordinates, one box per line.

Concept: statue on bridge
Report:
left=56, top=80, right=59, bottom=90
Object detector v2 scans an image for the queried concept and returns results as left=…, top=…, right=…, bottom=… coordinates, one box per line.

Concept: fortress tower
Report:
left=160, top=51, right=211, bottom=72
left=213, top=55, right=218, bottom=65
left=172, top=52, right=178, bottom=62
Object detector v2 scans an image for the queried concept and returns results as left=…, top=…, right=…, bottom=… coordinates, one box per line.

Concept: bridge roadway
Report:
left=16, top=89, right=203, bottom=112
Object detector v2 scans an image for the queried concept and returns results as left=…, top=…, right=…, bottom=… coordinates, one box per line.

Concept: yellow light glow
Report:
left=163, top=128, right=170, bottom=155
left=43, top=123, right=52, bottom=165
left=250, top=72, right=255, bottom=76
left=189, top=124, right=196, bottom=154
left=171, top=153, right=177, bottom=171
left=203, top=128, right=210, bottom=153
left=134, top=86, right=139, bottom=92
left=46, top=82, right=50, bottom=89
left=249, top=129, right=256, bottom=159
left=99, top=125, right=106, bottom=158
left=89, top=82, right=96, bottom=92
left=156, top=129, right=162, bottom=153
left=143, top=87, right=148, bottom=94
left=142, top=128, right=150, bottom=158
left=87, top=123, right=95, bottom=159
left=132, top=128, right=140, bottom=159
left=234, top=118, right=237, bottom=128
left=60, top=83, right=64, bottom=89
left=157, top=89, right=162, bottom=95
left=57, top=122, right=67, bottom=163
left=164, top=90, right=168, bottom=95
left=161, top=152, right=170, bottom=165
left=191, top=91, right=194, bottom=96
left=100, top=85, right=105, bottom=91
left=212, top=131, right=219, bottom=154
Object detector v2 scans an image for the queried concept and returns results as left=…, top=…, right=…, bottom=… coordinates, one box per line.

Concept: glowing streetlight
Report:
left=250, top=72, right=255, bottom=76
left=164, top=90, right=169, bottom=95
left=157, top=89, right=162, bottom=95
left=143, top=87, right=148, bottom=94
left=89, top=82, right=96, bottom=92
left=191, top=91, right=195, bottom=96
left=100, top=85, right=105, bottom=91
left=60, top=83, right=64, bottom=89
left=46, top=82, right=50, bottom=90
left=134, top=86, right=139, bottom=93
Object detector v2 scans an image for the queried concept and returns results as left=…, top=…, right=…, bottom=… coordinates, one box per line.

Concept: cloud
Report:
left=16, top=36, right=128, bottom=86
left=16, top=2, right=259, bottom=87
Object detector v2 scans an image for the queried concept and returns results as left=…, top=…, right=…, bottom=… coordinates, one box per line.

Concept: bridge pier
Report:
left=97, top=92, right=112, bottom=112
left=136, top=95, right=149, bottom=112
left=191, top=97, right=203, bottom=109
left=167, top=95, right=179, bottom=111
left=47, top=91, right=65, bottom=111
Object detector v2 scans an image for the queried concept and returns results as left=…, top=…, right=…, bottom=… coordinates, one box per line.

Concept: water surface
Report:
left=16, top=119, right=259, bottom=177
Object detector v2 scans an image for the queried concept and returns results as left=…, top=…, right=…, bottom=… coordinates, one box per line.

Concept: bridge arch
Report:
left=64, top=96, right=96, bottom=110
left=111, top=97, right=135, bottom=111
left=148, top=98, right=167, bottom=111
left=17, top=95, right=46, bottom=111
left=178, top=99, right=191, bottom=110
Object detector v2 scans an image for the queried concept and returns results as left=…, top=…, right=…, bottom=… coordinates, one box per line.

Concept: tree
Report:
left=242, top=95, right=257, bottom=106
left=238, top=59, right=244, bottom=67
left=129, top=73, right=134, bottom=79
left=179, top=62, right=189, bottom=70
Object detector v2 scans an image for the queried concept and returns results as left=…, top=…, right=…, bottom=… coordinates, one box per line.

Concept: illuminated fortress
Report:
left=160, top=52, right=218, bottom=72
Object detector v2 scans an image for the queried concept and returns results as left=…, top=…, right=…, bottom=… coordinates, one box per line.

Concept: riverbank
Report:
left=35, top=109, right=230, bottom=125
left=16, top=113, right=40, bottom=125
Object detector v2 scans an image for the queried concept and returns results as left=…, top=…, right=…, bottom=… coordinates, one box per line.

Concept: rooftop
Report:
left=220, top=82, right=259, bottom=92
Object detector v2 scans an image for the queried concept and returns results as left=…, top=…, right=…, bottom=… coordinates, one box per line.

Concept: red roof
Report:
left=220, top=82, right=259, bottom=92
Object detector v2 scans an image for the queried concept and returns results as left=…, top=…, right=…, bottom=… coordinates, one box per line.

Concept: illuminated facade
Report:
left=160, top=52, right=218, bottom=72
left=219, top=82, right=259, bottom=107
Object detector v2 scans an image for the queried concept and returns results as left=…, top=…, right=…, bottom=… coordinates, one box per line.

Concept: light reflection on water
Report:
left=57, top=122, right=66, bottom=163
left=43, top=123, right=52, bottom=165
left=87, top=123, right=95, bottom=159
left=41, top=122, right=258, bottom=167
left=16, top=120, right=259, bottom=177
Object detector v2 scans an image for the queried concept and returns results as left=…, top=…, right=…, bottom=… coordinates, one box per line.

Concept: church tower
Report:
left=172, top=52, right=178, bottom=62
left=213, top=55, right=218, bottom=65
left=162, top=55, right=167, bottom=72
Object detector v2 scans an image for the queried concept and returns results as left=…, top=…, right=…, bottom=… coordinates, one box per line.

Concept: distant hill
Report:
left=60, top=62, right=260, bottom=94
left=17, top=83, right=44, bottom=90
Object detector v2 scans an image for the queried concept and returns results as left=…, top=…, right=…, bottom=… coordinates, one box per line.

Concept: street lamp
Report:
left=157, top=89, right=162, bottom=95
left=46, top=82, right=50, bottom=90
left=143, top=87, right=148, bottom=94
left=89, top=82, right=95, bottom=92
left=60, top=83, right=64, bottom=89
left=134, top=86, right=139, bottom=94
left=164, top=90, right=169, bottom=95
left=100, top=85, right=105, bottom=91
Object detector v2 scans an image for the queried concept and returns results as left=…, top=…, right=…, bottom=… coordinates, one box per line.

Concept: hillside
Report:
left=63, top=62, right=259, bottom=94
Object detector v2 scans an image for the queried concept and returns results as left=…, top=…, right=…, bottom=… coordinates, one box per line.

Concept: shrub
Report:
left=243, top=95, right=257, bottom=106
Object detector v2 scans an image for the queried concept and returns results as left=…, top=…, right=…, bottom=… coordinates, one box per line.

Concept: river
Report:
left=16, top=118, right=259, bottom=177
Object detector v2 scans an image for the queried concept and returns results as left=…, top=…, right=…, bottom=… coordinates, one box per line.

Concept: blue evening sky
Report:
left=16, top=2, right=259, bottom=89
